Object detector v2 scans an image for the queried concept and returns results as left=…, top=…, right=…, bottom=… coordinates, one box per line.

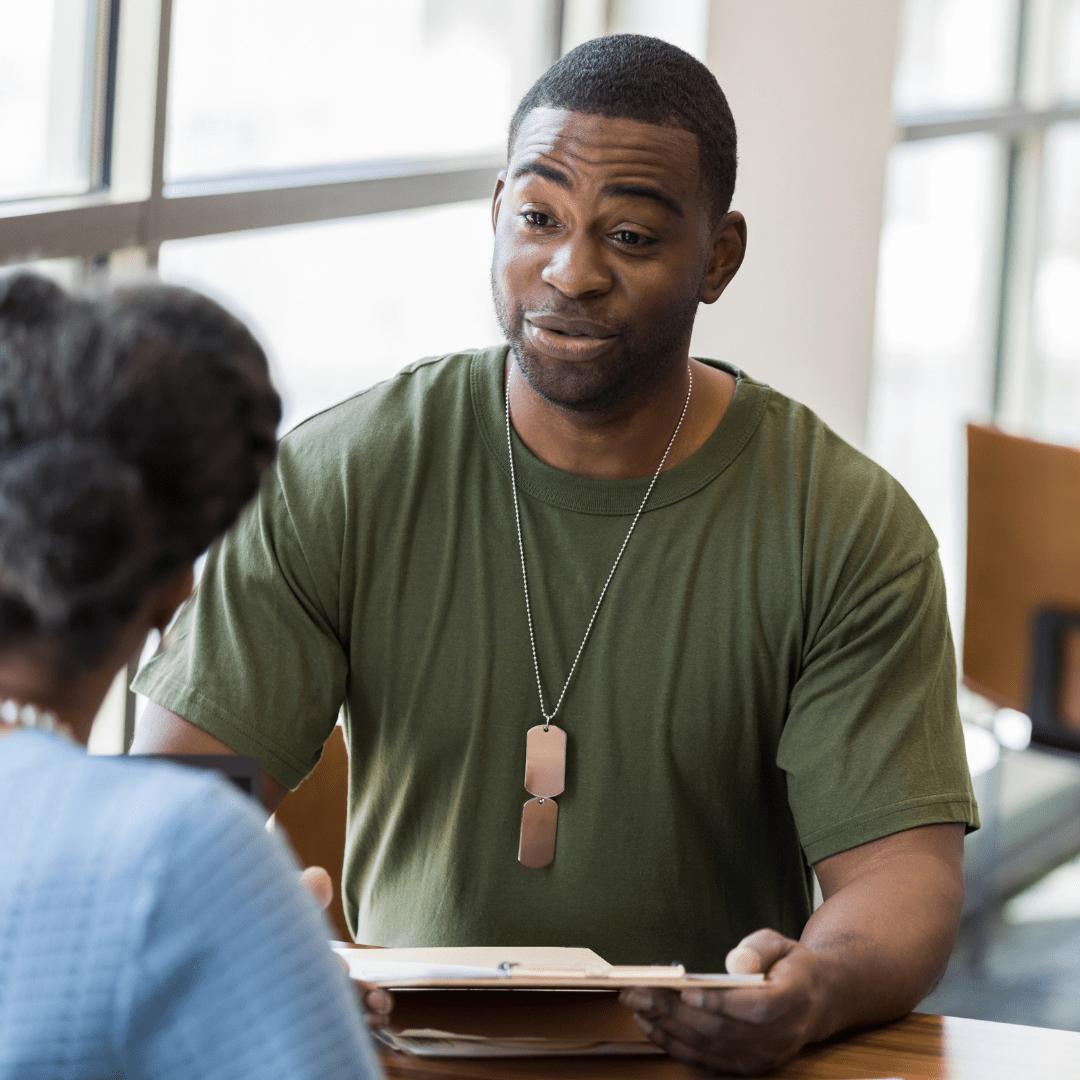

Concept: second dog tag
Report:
left=519, top=796, right=558, bottom=868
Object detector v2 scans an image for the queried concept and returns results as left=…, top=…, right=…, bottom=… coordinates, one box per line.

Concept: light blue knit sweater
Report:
left=0, top=729, right=381, bottom=1080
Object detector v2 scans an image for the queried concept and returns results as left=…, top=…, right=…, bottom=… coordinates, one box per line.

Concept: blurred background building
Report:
left=1, top=0, right=1079, bottom=1030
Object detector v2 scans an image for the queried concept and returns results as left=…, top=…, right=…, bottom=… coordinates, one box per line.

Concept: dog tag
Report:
left=524, top=724, right=566, bottom=798
left=518, top=797, right=558, bottom=868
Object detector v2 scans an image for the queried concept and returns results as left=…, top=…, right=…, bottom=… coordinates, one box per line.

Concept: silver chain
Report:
left=505, top=361, right=693, bottom=730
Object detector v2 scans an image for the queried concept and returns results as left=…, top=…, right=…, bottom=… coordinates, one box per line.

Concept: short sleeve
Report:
left=778, top=548, right=979, bottom=866
left=132, top=460, right=346, bottom=789
left=117, top=777, right=381, bottom=1080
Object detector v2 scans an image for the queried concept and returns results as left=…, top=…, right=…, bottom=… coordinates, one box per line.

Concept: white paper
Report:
left=331, top=945, right=610, bottom=983
left=333, top=955, right=506, bottom=983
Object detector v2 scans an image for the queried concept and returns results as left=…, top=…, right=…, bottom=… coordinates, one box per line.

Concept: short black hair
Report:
left=0, top=272, right=281, bottom=669
left=508, top=34, right=737, bottom=221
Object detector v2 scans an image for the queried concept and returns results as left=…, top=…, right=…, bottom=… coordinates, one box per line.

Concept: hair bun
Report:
left=0, top=270, right=279, bottom=668
left=0, top=272, right=68, bottom=330
left=0, top=436, right=151, bottom=630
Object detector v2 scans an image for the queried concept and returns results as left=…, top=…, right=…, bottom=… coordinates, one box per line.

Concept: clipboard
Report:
left=331, top=946, right=764, bottom=1058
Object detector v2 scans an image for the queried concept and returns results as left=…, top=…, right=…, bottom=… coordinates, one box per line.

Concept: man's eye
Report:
left=613, top=230, right=647, bottom=246
left=523, top=211, right=552, bottom=228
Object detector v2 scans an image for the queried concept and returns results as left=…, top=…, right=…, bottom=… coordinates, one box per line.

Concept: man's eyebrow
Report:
left=510, top=162, right=684, bottom=217
left=602, top=183, right=684, bottom=218
left=510, top=160, right=571, bottom=187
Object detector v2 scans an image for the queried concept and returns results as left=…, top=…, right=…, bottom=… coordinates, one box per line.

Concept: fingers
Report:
left=726, top=927, right=797, bottom=975
left=355, top=980, right=395, bottom=1030
left=623, top=986, right=777, bottom=1034
left=623, top=988, right=734, bottom=1040
left=632, top=1013, right=764, bottom=1076
left=622, top=987, right=803, bottom=1075
left=299, top=866, right=334, bottom=911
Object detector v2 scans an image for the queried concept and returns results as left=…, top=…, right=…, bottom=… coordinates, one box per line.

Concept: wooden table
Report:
left=379, top=1011, right=1080, bottom=1079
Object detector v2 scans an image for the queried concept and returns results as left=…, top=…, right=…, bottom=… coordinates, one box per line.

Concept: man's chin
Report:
left=509, top=343, right=628, bottom=413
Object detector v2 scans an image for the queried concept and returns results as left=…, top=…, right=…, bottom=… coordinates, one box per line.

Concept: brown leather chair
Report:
left=272, top=724, right=351, bottom=940
left=965, top=423, right=1080, bottom=751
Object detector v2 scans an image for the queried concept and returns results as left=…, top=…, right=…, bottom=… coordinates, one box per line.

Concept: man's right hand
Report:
left=133, top=706, right=397, bottom=1025
left=301, top=866, right=395, bottom=1029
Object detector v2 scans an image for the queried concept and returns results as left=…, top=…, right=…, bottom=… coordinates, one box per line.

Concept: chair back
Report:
left=273, top=724, right=351, bottom=940
left=965, top=424, right=1080, bottom=751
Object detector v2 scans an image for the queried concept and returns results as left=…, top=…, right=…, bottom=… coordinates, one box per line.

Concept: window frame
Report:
left=893, top=0, right=1080, bottom=425
left=0, top=0, right=566, bottom=271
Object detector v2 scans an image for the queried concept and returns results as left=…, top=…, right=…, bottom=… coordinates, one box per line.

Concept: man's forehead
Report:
left=509, top=107, right=701, bottom=174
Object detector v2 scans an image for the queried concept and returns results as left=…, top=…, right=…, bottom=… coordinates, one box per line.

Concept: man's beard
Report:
left=491, top=271, right=701, bottom=413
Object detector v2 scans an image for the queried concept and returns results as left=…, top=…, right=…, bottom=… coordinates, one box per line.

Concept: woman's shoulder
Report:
left=0, top=732, right=263, bottom=871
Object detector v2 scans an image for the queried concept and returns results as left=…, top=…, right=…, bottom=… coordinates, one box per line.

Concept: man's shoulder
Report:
left=264, top=345, right=504, bottom=523
left=730, top=370, right=938, bottom=585
left=282, top=345, right=503, bottom=457
left=752, top=375, right=925, bottom=518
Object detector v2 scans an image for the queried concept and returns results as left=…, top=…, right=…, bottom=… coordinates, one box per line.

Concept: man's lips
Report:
left=522, top=314, right=618, bottom=362
left=525, top=314, right=616, bottom=339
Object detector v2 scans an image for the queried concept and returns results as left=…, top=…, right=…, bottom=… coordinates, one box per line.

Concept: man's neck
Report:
left=507, top=356, right=736, bottom=481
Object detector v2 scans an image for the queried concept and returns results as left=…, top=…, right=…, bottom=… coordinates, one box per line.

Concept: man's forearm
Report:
left=804, top=822, right=965, bottom=1041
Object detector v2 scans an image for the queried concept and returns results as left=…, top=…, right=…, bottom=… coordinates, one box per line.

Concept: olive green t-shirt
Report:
left=134, top=346, right=978, bottom=971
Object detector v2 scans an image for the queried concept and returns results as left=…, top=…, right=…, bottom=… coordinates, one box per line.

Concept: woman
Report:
left=0, top=272, right=382, bottom=1080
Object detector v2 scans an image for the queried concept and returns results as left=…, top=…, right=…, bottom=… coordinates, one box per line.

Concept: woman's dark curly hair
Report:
left=0, top=272, right=281, bottom=669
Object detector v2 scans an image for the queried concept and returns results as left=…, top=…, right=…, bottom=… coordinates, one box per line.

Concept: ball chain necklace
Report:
left=505, top=360, right=693, bottom=867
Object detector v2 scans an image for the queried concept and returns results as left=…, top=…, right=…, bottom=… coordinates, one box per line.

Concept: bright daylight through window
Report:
left=165, top=0, right=551, bottom=180
left=0, top=0, right=106, bottom=202
left=868, top=0, right=1080, bottom=638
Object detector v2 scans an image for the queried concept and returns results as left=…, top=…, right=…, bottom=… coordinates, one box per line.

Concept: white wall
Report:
left=562, top=0, right=709, bottom=59
left=692, top=0, right=902, bottom=449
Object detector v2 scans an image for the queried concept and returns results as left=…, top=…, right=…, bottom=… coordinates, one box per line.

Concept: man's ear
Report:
left=492, top=172, right=507, bottom=233
left=149, top=565, right=196, bottom=634
left=699, top=211, right=747, bottom=305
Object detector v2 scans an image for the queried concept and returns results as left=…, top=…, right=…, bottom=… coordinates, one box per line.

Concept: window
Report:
left=0, top=0, right=110, bottom=201
left=1028, top=121, right=1080, bottom=442
left=165, top=0, right=553, bottom=180
left=867, top=0, right=1080, bottom=637
left=159, top=201, right=502, bottom=432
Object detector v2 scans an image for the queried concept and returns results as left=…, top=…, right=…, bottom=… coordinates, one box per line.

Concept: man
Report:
left=133, top=35, right=977, bottom=1074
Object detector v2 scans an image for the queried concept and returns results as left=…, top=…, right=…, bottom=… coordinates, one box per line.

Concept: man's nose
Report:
left=540, top=234, right=612, bottom=298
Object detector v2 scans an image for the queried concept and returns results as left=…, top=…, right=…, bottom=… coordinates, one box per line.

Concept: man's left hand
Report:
left=621, top=823, right=967, bottom=1076
left=620, top=929, right=823, bottom=1076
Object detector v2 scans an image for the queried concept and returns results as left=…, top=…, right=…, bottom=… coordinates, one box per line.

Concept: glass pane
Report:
left=0, top=0, right=99, bottom=201
left=158, top=200, right=502, bottom=433
left=1023, top=0, right=1080, bottom=107
left=894, top=0, right=1019, bottom=115
left=867, top=135, right=1006, bottom=634
left=1027, top=123, right=1080, bottom=442
left=165, top=0, right=552, bottom=182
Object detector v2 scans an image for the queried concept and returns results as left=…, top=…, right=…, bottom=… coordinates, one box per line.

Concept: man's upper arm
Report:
left=130, top=702, right=289, bottom=812
left=814, top=821, right=965, bottom=903
left=130, top=456, right=349, bottom=792
left=776, top=435, right=979, bottom=865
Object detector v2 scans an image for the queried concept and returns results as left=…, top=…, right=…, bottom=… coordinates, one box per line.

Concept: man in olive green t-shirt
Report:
left=133, top=37, right=977, bottom=1075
